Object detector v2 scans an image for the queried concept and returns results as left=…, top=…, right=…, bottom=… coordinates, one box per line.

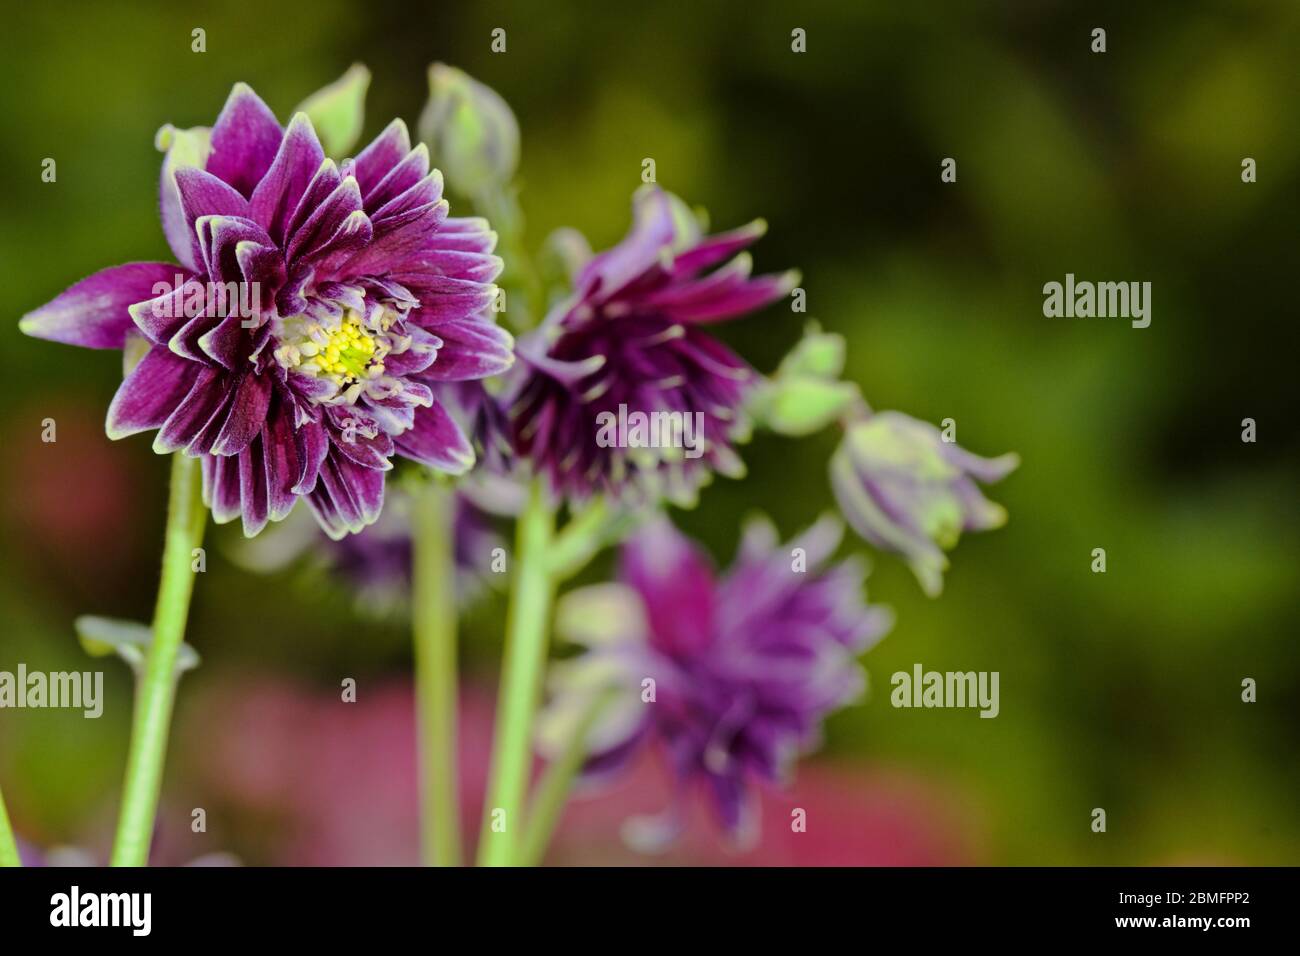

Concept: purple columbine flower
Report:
left=20, top=83, right=513, bottom=538
left=508, top=187, right=798, bottom=504
left=830, top=411, right=1019, bottom=596
left=538, top=514, right=892, bottom=847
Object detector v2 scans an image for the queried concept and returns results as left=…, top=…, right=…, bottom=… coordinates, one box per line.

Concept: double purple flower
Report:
left=539, top=515, right=891, bottom=845
left=21, top=84, right=513, bottom=537
left=508, top=187, right=798, bottom=503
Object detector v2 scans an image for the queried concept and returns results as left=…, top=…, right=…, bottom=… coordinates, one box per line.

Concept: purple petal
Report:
left=574, top=188, right=676, bottom=303
left=105, top=346, right=196, bottom=439
left=659, top=270, right=798, bottom=324
left=195, top=215, right=273, bottom=287
left=154, top=366, right=230, bottom=454
left=292, top=419, right=330, bottom=494
left=202, top=453, right=243, bottom=524
left=205, top=83, right=283, bottom=197
left=349, top=119, right=411, bottom=200
left=21, top=263, right=190, bottom=349
left=175, top=168, right=252, bottom=271
left=307, top=452, right=384, bottom=538
left=338, top=199, right=447, bottom=276
left=238, top=436, right=271, bottom=536
left=366, top=154, right=435, bottom=221
left=262, top=396, right=301, bottom=520
left=419, top=318, right=514, bottom=381
left=394, top=400, right=475, bottom=474
left=285, top=176, right=366, bottom=264
left=249, top=112, right=326, bottom=245
left=211, top=372, right=273, bottom=457
left=620, top=518, right=717, bottom=657
left=670, top=219, right=766, bottom=277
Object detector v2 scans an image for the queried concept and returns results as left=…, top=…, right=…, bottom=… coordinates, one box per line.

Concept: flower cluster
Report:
left=9, top=65, right=1021, bottom=866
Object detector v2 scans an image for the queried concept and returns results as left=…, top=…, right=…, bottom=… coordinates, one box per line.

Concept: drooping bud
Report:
left=830, top=411, right=1018, bottom=596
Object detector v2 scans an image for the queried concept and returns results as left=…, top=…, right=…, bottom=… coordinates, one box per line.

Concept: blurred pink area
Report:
left=4, top=400, right=148, bottom=595
left=180, top=678, right=976, bottom=866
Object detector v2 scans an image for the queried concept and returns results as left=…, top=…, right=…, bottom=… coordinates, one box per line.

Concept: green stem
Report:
left=518, top=691, right=613, bottom=866
left=0, top=782, right=20, bottom=866
left=110, top=453, right=206, bottom=867
left=477, top=480, right=555, bottom=866
left=547, top=497, right=610, bottom=581
left=412, top=479, right=461, bottom=866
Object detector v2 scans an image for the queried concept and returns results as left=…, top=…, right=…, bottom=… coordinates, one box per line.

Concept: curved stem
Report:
left=518, top=690, right=613, bottom=866
left=412, top=479, right=461, bottom=866
left=0, top=782, right=20, bottom=866
left=110, top=453, right=206, bottom=867
left=477, top=480, right=554, bottom=866
left=548, top=497, right=611, bottom=581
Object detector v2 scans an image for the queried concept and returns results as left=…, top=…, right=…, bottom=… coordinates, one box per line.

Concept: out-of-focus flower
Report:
left=418, top=63, right=520, bottom=199
left=20, top=81, right=513, bottom=538
left=234, top=483, right=503, bottom=615
left=830, top=411, right=1018, bottom=596
left=538, top=515, right=891, bottom=846
left=508, top=187, right=798, bottom=504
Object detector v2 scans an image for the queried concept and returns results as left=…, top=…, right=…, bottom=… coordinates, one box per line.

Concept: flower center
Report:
left=311, top=314, right=377, bottom=382
left=274, top=310, right=392, bottom=400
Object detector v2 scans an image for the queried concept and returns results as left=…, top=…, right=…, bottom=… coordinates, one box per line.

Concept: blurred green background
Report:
left=1, top=0, right=1296, bottom=865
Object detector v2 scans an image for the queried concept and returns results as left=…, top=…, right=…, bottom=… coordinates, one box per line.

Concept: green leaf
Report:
left=76, top=615, right=200, bottom=677
left=294, top=63, right=370, bottom=158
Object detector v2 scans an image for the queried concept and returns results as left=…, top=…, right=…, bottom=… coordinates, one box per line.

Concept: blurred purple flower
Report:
left=21, top=82, right=513, bottom=538
left=830, top=411, right=1018, bottom=596
left=235, top=483, right=503, bottom=615
left=538, top=514, right=891, bottom=846
left=508, top=187, right=798, bottom=504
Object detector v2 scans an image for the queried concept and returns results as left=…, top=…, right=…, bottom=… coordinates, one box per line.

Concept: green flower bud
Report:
left=295, top=63, right=371, bottom=158
left=777, top=322, right=846, bottom=380
left=417, top=63, right=519, bottom=198
left=758, top=376, right=860, bottom=437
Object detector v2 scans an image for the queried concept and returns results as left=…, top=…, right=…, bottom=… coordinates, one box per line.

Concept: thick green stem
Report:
left=518, top=690, right=613, bottom=866
left=110, top=453, right=206, bottom=867
left=477, top=480, right=555, bottom=866
left=412, top=479, right=461, bottom=866
left=0, top=782, right=20, bottom=866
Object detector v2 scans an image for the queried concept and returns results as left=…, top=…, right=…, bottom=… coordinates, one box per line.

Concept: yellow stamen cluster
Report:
left=314, top=314, right=375, bottom=381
